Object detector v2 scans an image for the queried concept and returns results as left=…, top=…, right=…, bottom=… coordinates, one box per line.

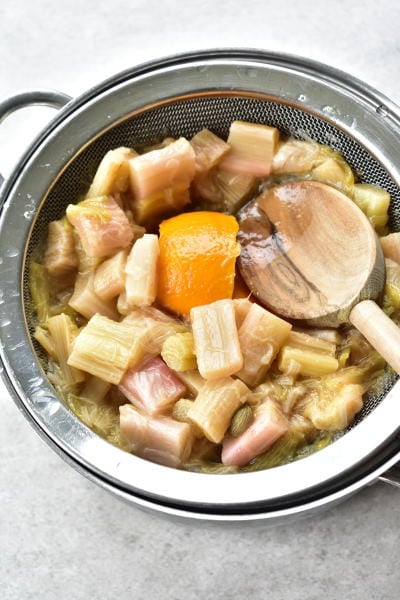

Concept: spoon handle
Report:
left=349, top=300, right=400, bottom=375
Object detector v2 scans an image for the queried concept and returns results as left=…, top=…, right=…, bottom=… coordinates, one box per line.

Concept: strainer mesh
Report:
left=25, top=94, right=400, bottom=425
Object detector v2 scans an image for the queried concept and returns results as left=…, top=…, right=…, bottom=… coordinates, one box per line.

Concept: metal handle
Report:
left=0, top=89, right=72, bottom=187
left=379, top=464, right=400, bottom=488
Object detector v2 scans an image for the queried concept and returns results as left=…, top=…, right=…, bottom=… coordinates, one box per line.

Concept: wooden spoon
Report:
left=237, top=180, right=400, bottom=374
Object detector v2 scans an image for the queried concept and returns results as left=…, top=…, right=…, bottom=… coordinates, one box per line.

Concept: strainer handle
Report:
left=0, top=89, right=71, bottom=187
left=379, top=464, right=400, bottom=488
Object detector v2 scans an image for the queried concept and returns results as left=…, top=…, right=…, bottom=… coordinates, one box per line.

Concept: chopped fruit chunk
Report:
left=93, top=250, right=127, bottom=301
left=190, top=128, right=230, bottom=173
left=119, top=356, right=186, bottom=415
left=67, top=314, right=141, bottom=384
left=129, top=137, right=195, bottom=200
left=66, top=196, right=134, bottom=257
left=188, top=377, right=250, bottom=443
left=43, top=219, right=78, bottom=278
left=120, top=404, right=193, bottom=468
left=191, top=299, right=243, bottom=380
left=220, top=120, right=279, bottom=176
left=237, top=303, right=292, bottom=385
left=86, top=146, right=138, bottom=198
left=381, top=232, right=400, bottom=264
left=222, top=399, right=288, bottom=466
left=125, top=234, right=159, bottom=308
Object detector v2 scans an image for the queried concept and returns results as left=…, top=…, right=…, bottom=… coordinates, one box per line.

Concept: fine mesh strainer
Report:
left=1, top=49, right=400, bottom=523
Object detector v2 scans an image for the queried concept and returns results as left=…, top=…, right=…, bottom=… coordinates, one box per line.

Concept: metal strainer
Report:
left=1, top=49, right=400, bottom=523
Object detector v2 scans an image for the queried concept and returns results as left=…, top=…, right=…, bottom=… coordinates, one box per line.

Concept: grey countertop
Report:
left=1, top=1, right=400, bottom=598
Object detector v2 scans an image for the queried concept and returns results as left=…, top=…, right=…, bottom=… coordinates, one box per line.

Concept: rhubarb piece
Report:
left=221, top=399, right=288, bottom=467
left=73, top=235, right=101, bottom=275
left=175, top=370, right=205, bottom=396
left=304, top=383, right=364, bottom=431
left=171, top=398, right=195, bottom=423
left=128, top=137, right=196, bottom=200
left=277, top=327, right=340, bottom=379
left=190, top=299, right=243, bottom=380
left=190, top=128, right=230, bottom=173
left=293, top=326, right=343, bottom=345
left=131, top=184, right=190, bottom=227
left=352, top=183, right=390, bottom=232
left=66, top=195, right=134, bottom=257
left=118, top=319, right=159, bottom=370
left=46, top=313, right=85, bottom=387
left=80, top=375, right=112, bottom=403
left=244, top=427, right=307, bottom=471
left=93, top=249, right=128, bottom=301
left=214, top=169, right=257, bottom=212
left=125, top=234, right=159, bottom=308
left=219, top=120, right=279, bottom=176
left=86, top=147, right=138, bottom=198
left=34, top=325, right=57, bottom=359
left=380, top=232, right=400, bottom=264
left=161, top=332, right=197, bottom=372
left=121, top=306, right=186, bottom=368
left=43, top=219, right=78, bottom=278
left=384, top=258, right=400, bottom=312
left=236, top=303, right=292, bottom=386
left=285, top=331, right=337, bottom=356
left=120, top=404, right=194, bottom=468
left=171, top=398, right=203, bottom=438
left=233, top=298, right=253, bottom=329
left=119, top=356, right=186, bottom=415
left=187, top=377, right=250, bottom=443
left=67, top=314, right=141, bottom=384
left=192, top=168, right=257, bottom=213
left=278, top=346, right=339, bottom=378
left=273, top=139, right=354, bottom=190
left=190, top=168, right=221, bottom=207
left=116, top=291, right=130, bottom=316
left=68, top=271, right=119, bottom=320
left=311, top=156, right=354, bottom=189
left=272, top=139, right=327, bottom=174
left=122, top=307, right=187, bottom=356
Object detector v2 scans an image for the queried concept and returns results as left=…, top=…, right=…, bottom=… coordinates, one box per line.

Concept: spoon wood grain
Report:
left=237, top=180, right=400, bottom=374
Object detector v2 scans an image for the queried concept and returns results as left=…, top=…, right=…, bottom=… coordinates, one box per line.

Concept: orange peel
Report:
left=157, top=211, right=240, bottom=315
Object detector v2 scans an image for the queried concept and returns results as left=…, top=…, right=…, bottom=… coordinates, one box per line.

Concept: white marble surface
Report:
left=1, top=1, right=400, bottom=598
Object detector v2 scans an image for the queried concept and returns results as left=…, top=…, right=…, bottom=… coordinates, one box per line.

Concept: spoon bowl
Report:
left=237, top=180, right=384, bottom=326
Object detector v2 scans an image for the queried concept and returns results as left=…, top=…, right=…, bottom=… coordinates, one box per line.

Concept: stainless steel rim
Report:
left=1, top=49, right=400, bottom=518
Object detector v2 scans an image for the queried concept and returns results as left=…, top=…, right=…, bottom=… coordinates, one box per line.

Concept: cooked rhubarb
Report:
left=237, top=303, right=292, bottom=386
left=43, top=219, right=78, bottom=278
left=86, top=146, right=138, bottom=198
left=93, top=249, right=127, bottom=301
left=120, top=404, right=193, bottom=468
left=190, top=299, right=243, bottom=380
left=188, top=377, right=250, bottom=443
left=125, top=234, right=159, bottom=307
left=222, top=399, right=288, bottom=467
left=129, top=137, right=195, bottom=200
left=67, top=314, right=143, bottom=384
left=220, top=120, right=279, bottom=176
left=66, top=195, right=134, bottom=257
left=30, top=120, right=397, bottom=473
left=119, top=356, right=186, bottom=415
